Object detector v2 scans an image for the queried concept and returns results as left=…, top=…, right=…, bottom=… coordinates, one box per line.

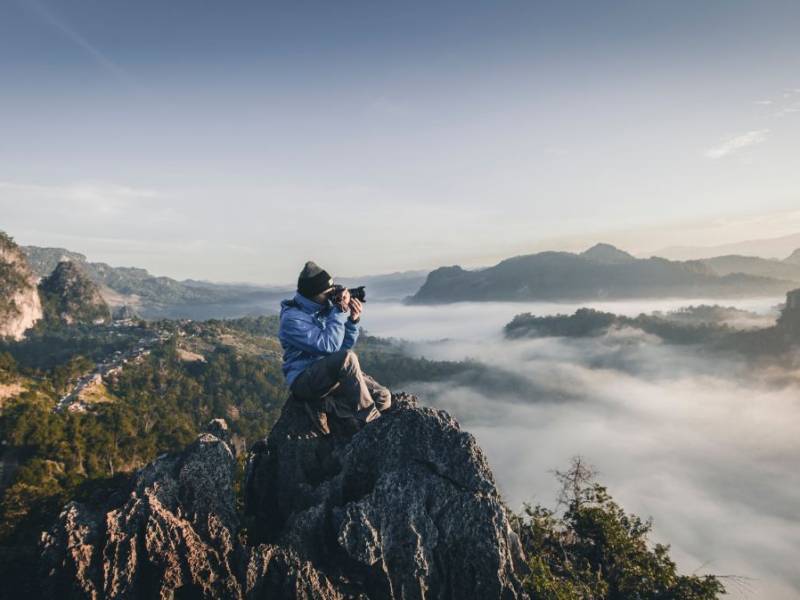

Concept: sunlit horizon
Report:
left=2, top=1, right=798, bottom=282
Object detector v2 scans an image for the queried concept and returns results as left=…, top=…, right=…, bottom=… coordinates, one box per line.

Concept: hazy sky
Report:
left=1, top=0, right=799, bottom=283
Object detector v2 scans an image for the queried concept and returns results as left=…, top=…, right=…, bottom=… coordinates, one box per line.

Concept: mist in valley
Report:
left=363, top=298, right=800, bottom=600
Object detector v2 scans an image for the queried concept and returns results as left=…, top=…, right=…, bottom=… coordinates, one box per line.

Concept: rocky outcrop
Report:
left=40, top=419, right=348, bottom=599
left=0, top=232, right=42, bottom=340
left=41, top=397, right=527, bottom=599
left=39, top=260, right=111, bottom=325
left=777, top=288, right=800, bottom=335
left=245, top=393, right=527, bottom=599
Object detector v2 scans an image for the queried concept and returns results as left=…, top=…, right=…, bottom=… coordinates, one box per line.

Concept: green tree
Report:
left=515, top=457, right=726, bottom=600
left=0, top=351, right=17, bottom=382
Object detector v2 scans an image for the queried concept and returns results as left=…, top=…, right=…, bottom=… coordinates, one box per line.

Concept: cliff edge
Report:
left=0, top=232, right=43, bottom=340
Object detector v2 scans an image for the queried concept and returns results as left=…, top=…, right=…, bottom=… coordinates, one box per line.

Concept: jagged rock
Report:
left=245, top=393, right=527, bottom=599
left=41, top=396, right=527, bottom=599
left=40, top=420, right=348, bottom=599
left=244, top=545, right=354, bottom=600
left=207, top=417, right=230, bottom=441
left=0, top=232, right=42, bottom=340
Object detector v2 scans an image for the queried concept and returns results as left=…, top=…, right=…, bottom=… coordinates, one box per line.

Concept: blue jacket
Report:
left=279, top=292, right=360, bottom=387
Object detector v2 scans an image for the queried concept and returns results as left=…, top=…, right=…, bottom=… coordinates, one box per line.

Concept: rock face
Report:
left=40, top=419, right=347, bottom=599
left=39, top=260, right=111, bottom=325
left=0, top=232, right=43, bottom=340
left=40, top=396, right=528, bottom=599
left=245, top=393, right=527, bottom=599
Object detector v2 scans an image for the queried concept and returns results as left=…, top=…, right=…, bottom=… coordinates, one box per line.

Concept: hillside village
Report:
left=54, top=321, right=171, bottom=413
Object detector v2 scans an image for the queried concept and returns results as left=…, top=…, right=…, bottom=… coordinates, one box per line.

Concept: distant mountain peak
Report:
left=39, top=260, right=111, bottom=325
left=784, top=248, right=800, bottom=265
left=581, top=243, right=636, bottom=264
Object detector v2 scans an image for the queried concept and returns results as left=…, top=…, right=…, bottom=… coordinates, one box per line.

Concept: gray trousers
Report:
left=290, top=350, right=391, bottom=423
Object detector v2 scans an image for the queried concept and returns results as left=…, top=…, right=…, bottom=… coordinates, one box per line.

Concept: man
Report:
left=279, top=261, right=392, bottom=435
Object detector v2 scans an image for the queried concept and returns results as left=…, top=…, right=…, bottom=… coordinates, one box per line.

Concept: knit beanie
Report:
left=297, top=261, right=334, bottom=298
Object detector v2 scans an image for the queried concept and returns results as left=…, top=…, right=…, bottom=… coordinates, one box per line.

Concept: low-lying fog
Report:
left=363, top=298, right=798, bottom=600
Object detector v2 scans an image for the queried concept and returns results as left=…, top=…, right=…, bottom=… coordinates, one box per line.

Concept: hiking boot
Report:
left=303, top=400, right=330, bottom=436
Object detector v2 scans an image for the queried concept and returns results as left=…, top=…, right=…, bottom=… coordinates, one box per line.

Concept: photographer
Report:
left=278, top=261, right=392, bottom=435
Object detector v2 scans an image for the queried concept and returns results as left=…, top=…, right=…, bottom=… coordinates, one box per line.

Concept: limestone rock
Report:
left=245, top=393, right=527, bottom=599
left=40, top=420, right=347, bottom=599
left=41, top=395, right=528, bottom=599
left=0, top=232, right=43, bottom=340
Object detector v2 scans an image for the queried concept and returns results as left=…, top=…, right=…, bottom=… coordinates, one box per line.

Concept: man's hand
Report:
left=336, top=288, right=351, bottom=312
left=349, top=297, right=363, bottom=322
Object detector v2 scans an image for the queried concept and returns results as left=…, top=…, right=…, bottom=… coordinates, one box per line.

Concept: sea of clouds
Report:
left=364, top=297, right=798, bottom=600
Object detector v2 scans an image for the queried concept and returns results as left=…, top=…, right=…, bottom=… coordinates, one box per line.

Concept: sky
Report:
left=1, top=0, right=799, bottom=283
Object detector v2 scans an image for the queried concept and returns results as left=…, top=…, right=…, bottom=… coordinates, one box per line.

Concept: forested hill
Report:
left=504, top=290, right=800, bottom=361
left=409, top=243, right=797, bottom=303
left=38, top=261, right=111, bottom=326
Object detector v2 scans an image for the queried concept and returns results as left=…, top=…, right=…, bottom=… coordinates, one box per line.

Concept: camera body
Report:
left=331, top=285, right=366, bottom=304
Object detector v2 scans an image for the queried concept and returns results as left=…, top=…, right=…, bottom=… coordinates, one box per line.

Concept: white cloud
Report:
left=0, top=179, right=183, bottom=265
left=704, top=129, right=770, bottom=159
left=0, top=180, right=163, bottom=214
left=364, top=298, right=800, bottom=599
left=774, top=104, right=800, bottom=118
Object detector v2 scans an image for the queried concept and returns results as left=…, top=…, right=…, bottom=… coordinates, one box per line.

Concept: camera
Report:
left=331, top=285, right=366, bottom=304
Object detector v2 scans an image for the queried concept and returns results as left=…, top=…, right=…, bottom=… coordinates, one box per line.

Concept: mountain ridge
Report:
left=20, top=243, right=427, bottom=318
left=410, top=244, right=797, bottom=304
left=649, top=231, right=800, bottom=261
left=581, top=242, right=637, bottom=264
